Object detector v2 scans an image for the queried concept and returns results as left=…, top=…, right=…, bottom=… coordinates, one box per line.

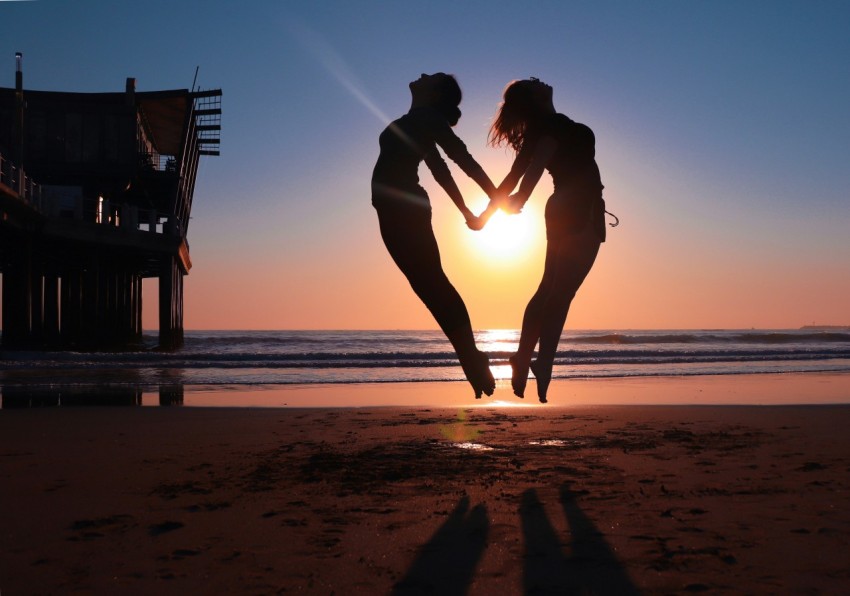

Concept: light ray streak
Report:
left=286, top=19, right=390, bottom=126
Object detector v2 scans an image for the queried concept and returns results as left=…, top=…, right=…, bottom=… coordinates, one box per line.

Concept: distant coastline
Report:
left=800, top=325, right=850, bottom=330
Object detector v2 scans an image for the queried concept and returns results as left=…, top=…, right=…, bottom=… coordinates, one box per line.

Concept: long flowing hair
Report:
left=488, top=79, right=542, bottom=152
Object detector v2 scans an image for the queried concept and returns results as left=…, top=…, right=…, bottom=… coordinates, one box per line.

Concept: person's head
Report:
left=409, top=72, right=462, bottom=126
left=489, top=78, right=554, bottom=151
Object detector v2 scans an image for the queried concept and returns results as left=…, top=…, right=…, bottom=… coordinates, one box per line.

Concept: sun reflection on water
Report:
left=489, top=364, right=512, bottom=381
left=476, top=329, right=519, bottom=353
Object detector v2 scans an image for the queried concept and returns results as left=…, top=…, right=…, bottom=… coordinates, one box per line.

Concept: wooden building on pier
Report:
left=0, top=60, right=221, bottom=350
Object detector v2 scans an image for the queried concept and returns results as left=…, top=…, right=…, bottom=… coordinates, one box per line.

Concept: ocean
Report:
left=2, top=329, right=849, bottom=389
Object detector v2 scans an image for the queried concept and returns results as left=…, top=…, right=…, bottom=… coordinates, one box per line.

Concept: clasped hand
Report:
left=465, top=213, right=486, bottom=231
left=465, top=193, right=524, bottom=231
left=501, top=194, right=525, bottom=214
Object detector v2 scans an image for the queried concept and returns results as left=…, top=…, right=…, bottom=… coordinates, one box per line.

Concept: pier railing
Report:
left=140, top=151, right=179, bottom=173
left=1, top=149, right=182, bottom=240
left=0, top=151, right=42, bottom=205
left=39, top=189, right=185, bottom=240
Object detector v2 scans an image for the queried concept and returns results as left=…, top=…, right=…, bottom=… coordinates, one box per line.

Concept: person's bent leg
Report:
left=533, top=227, right=601, bottom=401
left=412, top=270, right=495, bottom=398
left=378, top=208, right=493, bottom=396
left=407, top=265, right=495, bottom=398
left=510, top=240, right=559, bottom=397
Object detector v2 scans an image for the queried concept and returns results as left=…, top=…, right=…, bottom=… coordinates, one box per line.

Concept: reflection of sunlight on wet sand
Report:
left=471, top=399, right=535, bottom=409
left=528, top=439, right=583, bottom=447
left=452, top=442, right=495, bottom=451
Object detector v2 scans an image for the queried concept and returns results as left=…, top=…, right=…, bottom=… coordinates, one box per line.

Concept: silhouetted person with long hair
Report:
left=372, top=73, right=499, bottom=398
left=487, top=78, right=607, bottom=402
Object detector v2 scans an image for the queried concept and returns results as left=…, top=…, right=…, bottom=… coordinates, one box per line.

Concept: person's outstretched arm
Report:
left=469, top=197, right=502, bottom=230
left=429, top=113, right=500, bottom=200
left=423, top=144, right=478, bottom=227
left=465, top=135, right=555, bottom=229
left=501, top=136, right=557, bottom=213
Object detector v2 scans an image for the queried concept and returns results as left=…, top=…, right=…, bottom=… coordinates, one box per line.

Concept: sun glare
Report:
left=468, top=200, right=538, bottom=262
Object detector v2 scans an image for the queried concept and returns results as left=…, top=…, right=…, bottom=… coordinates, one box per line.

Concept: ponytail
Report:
left=432, top=73, right=462, bottom=127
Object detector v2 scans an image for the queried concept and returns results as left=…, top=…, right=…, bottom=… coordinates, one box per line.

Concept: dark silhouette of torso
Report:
left=372, top=106, right=483, bottom=210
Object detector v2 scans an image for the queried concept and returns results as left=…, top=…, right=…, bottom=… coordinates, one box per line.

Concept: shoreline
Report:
left=4, top=370, right=848, bottom=408
left=179, top=370, right=850, bottom=408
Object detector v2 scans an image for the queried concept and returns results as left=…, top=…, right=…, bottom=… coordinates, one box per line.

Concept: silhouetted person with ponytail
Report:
left=372, top=73, right=499, bottom=398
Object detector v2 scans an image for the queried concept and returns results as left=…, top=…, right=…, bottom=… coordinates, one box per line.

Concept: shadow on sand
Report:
left=395, top=484, right=639, bottom=595
left=392, top=495, right=489, bottom=595
left=521, top=484, right=640, bottom=595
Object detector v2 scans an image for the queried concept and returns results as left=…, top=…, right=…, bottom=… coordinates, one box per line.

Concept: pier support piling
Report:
left=158, top=256, right=185, bottom=350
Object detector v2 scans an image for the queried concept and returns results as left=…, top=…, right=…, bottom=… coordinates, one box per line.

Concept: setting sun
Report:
left=468, top=200, right=540, bottom=262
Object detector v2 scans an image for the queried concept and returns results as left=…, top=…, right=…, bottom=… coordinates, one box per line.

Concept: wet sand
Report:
left=1, top=376, right=850, bottom=594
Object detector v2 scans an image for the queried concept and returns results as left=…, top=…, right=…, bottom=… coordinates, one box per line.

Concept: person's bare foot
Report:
left=509, top=354, right=529, bottom=398
left=530, top=359, right=550, bottom=403
left=475, top=351, right=495, bottom=397
left=464, top=351, right=494, bottom=399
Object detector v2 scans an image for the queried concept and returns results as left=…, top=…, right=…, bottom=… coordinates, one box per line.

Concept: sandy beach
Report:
left=2, top=374, right=850, bottom=594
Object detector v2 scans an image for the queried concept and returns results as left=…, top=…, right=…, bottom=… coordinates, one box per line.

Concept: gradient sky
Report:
left=2, top=0, right=849, bottom=330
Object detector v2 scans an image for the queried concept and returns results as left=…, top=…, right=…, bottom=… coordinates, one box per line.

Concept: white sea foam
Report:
left=1, top=329, right=849, bottom=387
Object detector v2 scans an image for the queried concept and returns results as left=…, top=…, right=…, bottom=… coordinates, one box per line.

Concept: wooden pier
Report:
left=0, top=57, right=220, bottom=350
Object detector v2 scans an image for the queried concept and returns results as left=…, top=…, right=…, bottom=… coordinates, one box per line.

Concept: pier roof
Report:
left=0, top=86, right=209, bottom=156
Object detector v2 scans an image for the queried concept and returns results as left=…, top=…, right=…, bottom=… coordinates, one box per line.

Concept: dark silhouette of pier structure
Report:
left=0, top=55, right=221, bottom=350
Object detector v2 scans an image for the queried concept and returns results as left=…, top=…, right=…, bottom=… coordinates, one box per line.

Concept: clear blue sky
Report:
left=3, top=0, right=849, bottom=329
